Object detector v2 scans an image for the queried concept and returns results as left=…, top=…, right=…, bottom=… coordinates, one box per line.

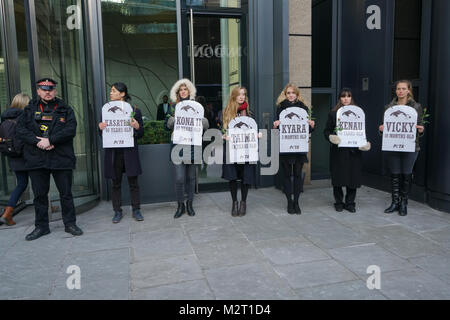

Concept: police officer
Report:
left=16, top=78, right=83, bottom=241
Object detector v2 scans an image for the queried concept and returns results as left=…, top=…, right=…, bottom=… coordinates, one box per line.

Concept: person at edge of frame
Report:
left=379, top=80, right=425, bottom=216
left=324, top=88, right=371, bottom=213
left=273, top=83, right=315, bottom=215
left=221, top=86, right=261, bottom=217
left=165, top=79, right=209, bottom=219
left=98, top=82, right=145, bottom=224
left=0, top=93, right=30, bottom=226
left=16, top=78, right=83, bottom=241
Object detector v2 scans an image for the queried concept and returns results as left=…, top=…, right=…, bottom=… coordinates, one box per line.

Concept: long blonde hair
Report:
left=276, top=83, right=305, bottom=106
left=10, top=93, right=30, bottom=110
left=222, top=86, right=249, bottom=130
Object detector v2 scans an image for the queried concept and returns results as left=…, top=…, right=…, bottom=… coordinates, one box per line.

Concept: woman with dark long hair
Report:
left=273, top=83, right=315, bottom=214
left=99, top=82, right=144, bottom=223
left=379, top=80, right=424, bottom=216
left=0, top=93, right=30, bottom=226
left=324, top=88, right=371, bottom=213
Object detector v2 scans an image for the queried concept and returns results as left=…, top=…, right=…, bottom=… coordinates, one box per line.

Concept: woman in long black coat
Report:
left=0, top=93, right=30, bottom=226
left=221, top=86, right=259, bottom=217
left=323, top=89, right=371, bottom=213
left=99, top=83, right=144, bottom=223
left=273, top=83, right=315, bottom=215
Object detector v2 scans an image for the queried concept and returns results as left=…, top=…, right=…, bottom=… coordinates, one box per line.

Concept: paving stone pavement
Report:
left=1, top=185, right=450, bottom=300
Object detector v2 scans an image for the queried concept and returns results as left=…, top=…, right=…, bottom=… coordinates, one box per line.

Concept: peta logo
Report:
left=66, top=265, right=81, bottom=290
left=366, top=5, right=381, bottom=30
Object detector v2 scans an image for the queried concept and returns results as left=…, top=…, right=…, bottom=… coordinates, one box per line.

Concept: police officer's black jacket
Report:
left=16, top=97, right=77, bottom=170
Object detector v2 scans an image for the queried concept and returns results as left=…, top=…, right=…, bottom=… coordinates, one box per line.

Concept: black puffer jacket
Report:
left=16, top=98, right=77, bottom=170
left=1, top=108, right=26, bottom=172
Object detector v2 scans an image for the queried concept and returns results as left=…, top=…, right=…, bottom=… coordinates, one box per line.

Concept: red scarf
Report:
left=238, top=101, right=248, bottom=112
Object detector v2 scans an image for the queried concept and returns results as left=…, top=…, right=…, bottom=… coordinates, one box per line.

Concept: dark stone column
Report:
left=426, top=0, right=450, bottom=213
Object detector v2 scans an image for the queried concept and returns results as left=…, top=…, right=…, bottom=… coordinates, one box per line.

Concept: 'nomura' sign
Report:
left=336, top=105, right=367, bottom=148
left=102, top=101, right=134, bottom=148
left=227, top=116, right=259, bottom=163
left=279, top=107, right=309, bottom=153
left=172, top=101, right=204, bottom=146
left=382, top=105, right=418, bottom=152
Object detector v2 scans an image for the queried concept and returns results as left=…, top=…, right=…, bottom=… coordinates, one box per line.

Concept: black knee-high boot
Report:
left=399, top=174, right=412, bottom=216
left=385, top=174, right=401, bottom=214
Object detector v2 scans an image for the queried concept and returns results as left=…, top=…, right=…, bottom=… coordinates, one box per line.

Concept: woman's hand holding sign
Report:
left=99, top=122, right=107, bottom=131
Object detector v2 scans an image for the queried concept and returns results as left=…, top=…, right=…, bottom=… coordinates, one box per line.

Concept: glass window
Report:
left=34, top=0, right=99, bottom=200
left=312, top=0, right=332, bottom=88
left=186, top=0, right=244, bottom=9
left=14, top=0, right=32, bottom=96
left=393, top=0, right=422, bottom=81
left=101, top=0, right=178, bottom=145
left=0, top=15, right=13, bottom=204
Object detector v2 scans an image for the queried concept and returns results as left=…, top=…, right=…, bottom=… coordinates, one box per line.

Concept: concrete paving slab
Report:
left=192, top=238, right=264, bottom=269
left=295, top=280, right=387, bottom=300
left=131, top=280, right=215, bottom=300
left=205, top=262, right=297, bottom=300
left=131, top=255, right=204, bottom=289
left=273, top=259, right=358, bottom=289
left=327, top=244, right=413, bottom=276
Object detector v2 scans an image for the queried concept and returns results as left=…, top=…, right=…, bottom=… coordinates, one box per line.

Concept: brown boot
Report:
left=1, top=206, right=16, bottom=226
left=238, top=201, right=247, bottom=217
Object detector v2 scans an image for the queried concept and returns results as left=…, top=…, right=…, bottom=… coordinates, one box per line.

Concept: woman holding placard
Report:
left=165, top=79, right=209, bottom=219
left=98, top=83, right=144, bottom=223
left=379, top=80, right=424, bottom=216
left=324, top=89, right=371, bottom=213
left=222, top=87, right=257, bottom=217
left=273, top=84, right=315, bottom=214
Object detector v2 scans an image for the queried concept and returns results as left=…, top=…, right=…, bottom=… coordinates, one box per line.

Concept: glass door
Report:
left=183, top=10, right=247, bottom=189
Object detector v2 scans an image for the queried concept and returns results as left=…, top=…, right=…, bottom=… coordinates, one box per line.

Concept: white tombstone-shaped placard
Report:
left=102, top=101, right=134, bottom=148
left=227, top=116, right=259, bottom=164
left=382, top=105, right=418, bottom=152
left=336, top=105, right=367, bottom=148
left=172, top=100, right=204, bottom=146
left=279, top=107, right=309, bottom=153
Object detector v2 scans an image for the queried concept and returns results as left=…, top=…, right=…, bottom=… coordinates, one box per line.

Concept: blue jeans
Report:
left=7, top=171, right=29, bottom=207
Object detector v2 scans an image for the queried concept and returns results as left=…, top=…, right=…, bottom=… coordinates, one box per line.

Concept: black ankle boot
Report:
left=294, top=201, right=301, bottom=215
left=385, top=174, right=401, bottom=214
left=174, top=202, right=185, bottom=219
left=231, top=201, right=239, bottom=217
left=186, top=200, right=196, bottom=217
left=399, top=174, right=412, bottom=216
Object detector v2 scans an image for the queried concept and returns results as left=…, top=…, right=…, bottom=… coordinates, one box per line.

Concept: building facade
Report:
left=0, top=0, right=448, bottom=213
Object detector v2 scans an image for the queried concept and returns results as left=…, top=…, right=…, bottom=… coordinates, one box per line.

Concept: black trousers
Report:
left=333, top=186, right=357, bottom=205
left=29, top=169, right=76, bottom=229
left=112, top=151, right=140, bottom=212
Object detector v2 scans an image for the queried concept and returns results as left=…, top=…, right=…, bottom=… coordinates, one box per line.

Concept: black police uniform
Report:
left=16, top=93, right=78, bottom=232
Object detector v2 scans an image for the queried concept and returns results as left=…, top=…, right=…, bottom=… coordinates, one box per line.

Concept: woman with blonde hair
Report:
left=165, top=79, right=209, bottom=219
left=273, top=84, right=315, bottom=214
left=379, top=80, right=424, bottom=216
left=0, top=93, right=31, bottom=226
left=221, top=86, right=256, bottom=217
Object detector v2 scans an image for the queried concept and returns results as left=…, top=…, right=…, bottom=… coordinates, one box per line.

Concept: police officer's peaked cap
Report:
left=36, top=78, right=57, bottom=90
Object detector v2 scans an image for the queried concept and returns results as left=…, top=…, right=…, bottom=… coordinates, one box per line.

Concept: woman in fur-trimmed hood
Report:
left=170, top=78, right=197, bottom=103
left=165, top=79, right=208, bottom=219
